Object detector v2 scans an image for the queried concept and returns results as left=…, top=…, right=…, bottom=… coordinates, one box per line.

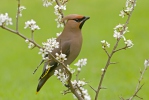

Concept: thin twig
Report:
left=88, top=84, right=96, bottom=93
left=31, top=30, right=34, bottom=41
left=16, top=0, right=20, bottom=31
left=103, top=48, right=110, bottom=57
left=94, top=0, right=136, bottom=99
left=128, top=67, right=146, bottom=100
left=113, top=46, right=127, bottom=53
left=33, top=60, right=44, bottom=74
left=1, top=26, right=41, bottom=48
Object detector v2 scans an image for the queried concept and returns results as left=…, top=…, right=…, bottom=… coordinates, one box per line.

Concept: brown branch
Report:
left=103, top=48, right=110, bottom=57
left=16, top=0, right=20, bottom=31
left=128, top=66, right=146, bottom=100
left=48, top=53, right=84, bottom=100
left=55, top=0, right=65, bottom=18
left=1, top=26, right=41, bottom=48
left=55, top=0, right=67, bottom=25
left=113, top=46, right=127, bottom=53
left=89, top=84, right=96, bottom=93
left=94, top=1, right=136, bottom=100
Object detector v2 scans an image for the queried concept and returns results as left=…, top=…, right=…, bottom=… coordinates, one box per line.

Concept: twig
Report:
left=1, top=26, right=41, bottom=48
left=16, top=0, right=20, bottom=31
left=31, top=30, right=34, bottom=41
left=48, top=53, right=84, bottom=100
left=94, top=1, right=136, bottom=100
left=103, top=48, right=110, bottom=57
left=128, top=67, right=146, bottom=100
left=33, top=60, right=44, bottom=74
left=55, top=0, right=67, bottom=25
left=113, top=46, right=127, bottom=53
left=88, top=84, right=96, bottom=93
left=119, top=96, right=125, bottom=100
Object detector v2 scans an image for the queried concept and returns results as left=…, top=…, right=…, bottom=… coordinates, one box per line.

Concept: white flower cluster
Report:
left=24, top=19, right=40, bottom=31
left=25, top=39, right=35, bottom=49
left=55, top=52, right=67, bottom=62
left=42, top=0, right=55, bottom=7
left=124, top=39, right=134, bottom=48
left=38, top=38, right=59, bottom=59
left=113, top=24, right=129, bottom=39
left=54, top=69, right=69, bottom=84
left=144, top=59, right=149, bottom=69
left=101, top=40, right=110, bottom=49
left=119, top=0, right=136, bottom=18
left=72, top=80, right=91, bottom=100
left=74, top=58, right=87, bottom=72
left=54, top=0, right=67, bottom=28
left=113, top=24, right=134, bottom=48
left=0, top=13, right=12, bottom=26
left=18, top=6, right=26, bottom=17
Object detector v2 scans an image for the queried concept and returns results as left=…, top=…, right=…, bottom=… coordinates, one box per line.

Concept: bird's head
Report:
left=62, top=14, right=90, bottom=30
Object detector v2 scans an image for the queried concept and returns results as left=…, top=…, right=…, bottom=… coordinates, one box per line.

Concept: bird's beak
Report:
left=79, top=16, right=90, bottom=29
left=81, top=16, right=90, bottom=23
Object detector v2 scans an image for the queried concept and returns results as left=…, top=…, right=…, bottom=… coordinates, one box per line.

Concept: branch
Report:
left=113, top=46, right=127, bottom=53
left=103, top=48, right=110, bottom=57
left=16, top=0, right=20, bottom=31
left=128, top=66, right=147, bottom=100
left=48, top=53, right=84, bottom=100
left=94, top=1, right=136, bottom=100
left=55, top=0, right=67, bottom=25
left=1, top=26, right=41, bottom=48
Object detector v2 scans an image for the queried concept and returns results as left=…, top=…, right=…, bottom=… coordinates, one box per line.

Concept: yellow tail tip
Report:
left=36, top=92, right=38, bottom=94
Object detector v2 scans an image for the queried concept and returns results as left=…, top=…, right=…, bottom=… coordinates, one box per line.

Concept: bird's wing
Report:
left=39, top=40, right=71, bottom=80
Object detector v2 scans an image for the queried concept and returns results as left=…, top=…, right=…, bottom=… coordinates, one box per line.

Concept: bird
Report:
left=36, top=14, right=90, bottom=93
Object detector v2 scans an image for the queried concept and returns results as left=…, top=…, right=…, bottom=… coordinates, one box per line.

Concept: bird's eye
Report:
left=74, top=19, right=80, bottom=22
left=73, top=17, right=85, bottom=22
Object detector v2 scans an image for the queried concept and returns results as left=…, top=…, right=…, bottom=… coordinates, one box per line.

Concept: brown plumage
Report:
left=36, top=14, right=90, bottom=92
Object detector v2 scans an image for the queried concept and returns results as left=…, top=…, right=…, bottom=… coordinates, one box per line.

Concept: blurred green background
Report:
left=0, top=0, right=149, bottom=100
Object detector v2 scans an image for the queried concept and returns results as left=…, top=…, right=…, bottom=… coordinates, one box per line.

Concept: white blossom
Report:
left=24, top=19, right=40, bottom=31
left=59, top=5, right=66, bottom=10
left=25, top=39, right=29, bottom=43
left=144, top=59, right=149, bottom=69
left=124, top=39, right=134, bottom=48
left=42, top=38, right=59, bottom=53
left=0, top=13, right=13, bottom=26
left=74, top=58, right=87, bottom=67
left=54, top=69, right=68, bottom=84
left=42, top=0, right=55, bottom=7
left=28, top=42, right=35, bottom=49
left=55, top=53, right=67, bottom=62
left=120, top=0, right=136, bottom=18
left=113, top=24, right=129, bottom=39
left=25, top=39, right=35, bottom=49
left=101, top=68, right=105, bottom=72
left=125, top=0, right=136, bottom=12
left=38, top=38, right=59, bottom=59
left=77, top=68, right=81, bottom=72
left=18, top=6, right=26, bottom=17
left=38, top=48, right=48, bottom=58
left=119, top=10, right=125, bottom=18
left=54, top=4, right=66, bottom=28
left=72, top=80, right=91, bottom=100
left=101, top=40, right=110, bottom=48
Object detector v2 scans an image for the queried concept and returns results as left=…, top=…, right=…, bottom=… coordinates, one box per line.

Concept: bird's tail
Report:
left=36, top=74, right=49, bottom=93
